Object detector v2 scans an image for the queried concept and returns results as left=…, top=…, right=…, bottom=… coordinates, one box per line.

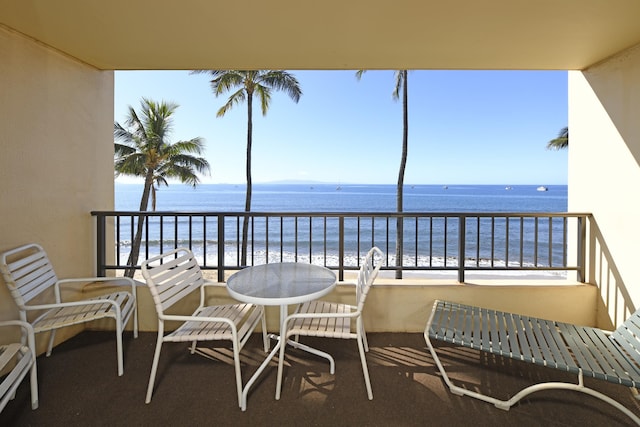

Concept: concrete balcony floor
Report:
left=1, top=331, right=639, bottom=426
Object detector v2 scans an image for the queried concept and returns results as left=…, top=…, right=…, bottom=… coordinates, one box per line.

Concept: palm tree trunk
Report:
left=241, top=94, right=253, bottom=266
left=125, top=172, right=153, bottom=277
left=396, top=70, right=408, bottom=279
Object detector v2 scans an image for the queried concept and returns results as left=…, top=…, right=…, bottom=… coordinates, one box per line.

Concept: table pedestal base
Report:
left=240, top=304, right=335, bottom=411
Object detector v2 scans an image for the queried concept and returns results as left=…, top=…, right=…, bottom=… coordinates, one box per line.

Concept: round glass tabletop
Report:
left=226, top=263, right=336, bottom=306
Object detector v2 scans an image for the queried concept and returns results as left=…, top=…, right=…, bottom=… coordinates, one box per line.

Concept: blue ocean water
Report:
left=114, top=183, right=569, bottom=271
left=115, top=183, right=568, bottom=213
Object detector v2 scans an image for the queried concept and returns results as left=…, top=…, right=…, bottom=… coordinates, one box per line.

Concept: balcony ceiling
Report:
left=2, top=0, right=640, bottom=71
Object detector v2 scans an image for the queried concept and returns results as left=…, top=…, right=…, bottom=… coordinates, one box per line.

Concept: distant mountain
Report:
left=259, top=179, right=340, bottom=185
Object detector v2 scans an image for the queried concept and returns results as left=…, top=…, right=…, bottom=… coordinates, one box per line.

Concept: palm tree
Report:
left=193, top=70, right=302, bottom=265
left=114, top=98, right=210, bottom=277
left=356, top=70, right=409, bottom=279
left=547, top=126, right=568, bottom=150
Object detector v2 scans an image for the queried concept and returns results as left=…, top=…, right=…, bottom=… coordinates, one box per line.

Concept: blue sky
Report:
left=114, top=70, right=568, bottom=186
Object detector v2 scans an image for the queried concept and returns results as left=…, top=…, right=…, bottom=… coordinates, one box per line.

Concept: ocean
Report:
left=115, top=183, right=568, bottom=213
left=113, top=183, right=570, bottom=274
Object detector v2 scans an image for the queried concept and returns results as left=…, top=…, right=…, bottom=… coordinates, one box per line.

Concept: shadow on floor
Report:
left=1, top=331, right=639, bottom=426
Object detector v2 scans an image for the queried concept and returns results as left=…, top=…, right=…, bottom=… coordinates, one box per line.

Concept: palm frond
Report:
left=217, top=89, right=246, bottom=117
left=392, top=70, right=406, bottom=101
left=546, top=126, right=569, bottom=150
left=255, top=85, right=272, bottom=116
left=261, top=71, right=302, bottom=103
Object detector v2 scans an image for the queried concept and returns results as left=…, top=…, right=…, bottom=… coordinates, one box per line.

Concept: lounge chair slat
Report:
left=504, top=313, right=523, bottom=360
left=520, top=316, right=544, bottom=364
left=538, top=318, right=573, bottom=370
left=612, top=324, right=640, bottom=368
left=487, top=309, right=499, bottom=353
left=496, top=313, right=509, bottom=354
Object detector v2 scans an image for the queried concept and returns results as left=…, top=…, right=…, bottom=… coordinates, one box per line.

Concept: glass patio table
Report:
left=226, top=262, right=337, bottom=411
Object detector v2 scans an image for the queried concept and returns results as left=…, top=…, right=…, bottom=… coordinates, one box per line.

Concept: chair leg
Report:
left=360, top=320, right=369, bottom=352
left=24, top=322, right=39, bottom=409
left=29, top=357, right=39, bottom=409
left=232, top=342, right=243, bottom=407
left=357, top=332, right=373, bottom=400
left=116, top=318, right=124, bottom=376
left=46, top=330, right=56, bottom=357
left=133, top=303, right=139, bottom=339
left=145, top=334, right=164, bottom=404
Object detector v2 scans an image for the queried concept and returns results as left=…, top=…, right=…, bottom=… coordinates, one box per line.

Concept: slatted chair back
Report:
left=355, top=246, right=384, bottom=313
left=611, top=308, right=640, bottom=367
left=0, top=243, right=60, bottom=311
left=142, top=248, right=205, bottom=315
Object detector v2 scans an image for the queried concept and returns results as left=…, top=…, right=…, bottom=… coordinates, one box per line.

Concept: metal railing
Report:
left=91, top=211, right=588, bottom=282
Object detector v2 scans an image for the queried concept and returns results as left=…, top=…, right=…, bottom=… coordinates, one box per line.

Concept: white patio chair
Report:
left=0, top=243, right=138, bottom=377
left=276, top=246, right=384, bottom=400
left=141, top=248, right=268, bottom=407
left=0, top=320, right=38, bottom=413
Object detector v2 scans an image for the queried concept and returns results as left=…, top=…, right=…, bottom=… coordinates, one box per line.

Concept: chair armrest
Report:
left=58, top=276, right=137, bottom=302
left=159, top=313, right=237, bottom=333
left=0, top=320, right=35, bottom=334
left=0, top=320, right=36, bottom=354
left=198, top=280, right=226, bottom=306
left=203, top=279, right=224, bottom=287
left=24, top=298, right=120, bottom=313
left=58, top=276, right=136, bottom=288
left=287, top=310, right=358, bottom=320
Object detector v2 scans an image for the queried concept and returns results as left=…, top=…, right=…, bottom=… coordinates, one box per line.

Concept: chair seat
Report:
left=32, top=291, right=135, bottom=332
left=164, top=303, right=262, bottom=343
left=288, top=301, right=357, bottom=339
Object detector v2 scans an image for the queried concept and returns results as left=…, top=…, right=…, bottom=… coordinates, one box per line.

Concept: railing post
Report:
left=338, top=217, right=345, bottom=281
left=458, top=215, right=466, bottom=283
left=577, top=215, right=586, bottom=283
left=95, top=212, right=106, bottom=277
left=218, top=214, right=225, bottom=282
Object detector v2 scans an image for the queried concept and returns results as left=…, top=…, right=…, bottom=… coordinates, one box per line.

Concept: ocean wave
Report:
left=116, top=246, right=565, bottom=279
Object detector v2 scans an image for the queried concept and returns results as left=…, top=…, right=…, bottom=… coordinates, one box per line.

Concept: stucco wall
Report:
left=569, top=44, right=640, bottom=329
left=0, top=26, right=114, bottom=348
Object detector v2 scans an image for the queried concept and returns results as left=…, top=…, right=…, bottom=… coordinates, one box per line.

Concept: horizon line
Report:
left=115, top=180, right=568, bottom=186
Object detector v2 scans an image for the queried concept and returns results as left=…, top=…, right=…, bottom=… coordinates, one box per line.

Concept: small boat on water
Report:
left=537, top=186, right=548, bottom=192
left=505, top=186, right=513, bottom=190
